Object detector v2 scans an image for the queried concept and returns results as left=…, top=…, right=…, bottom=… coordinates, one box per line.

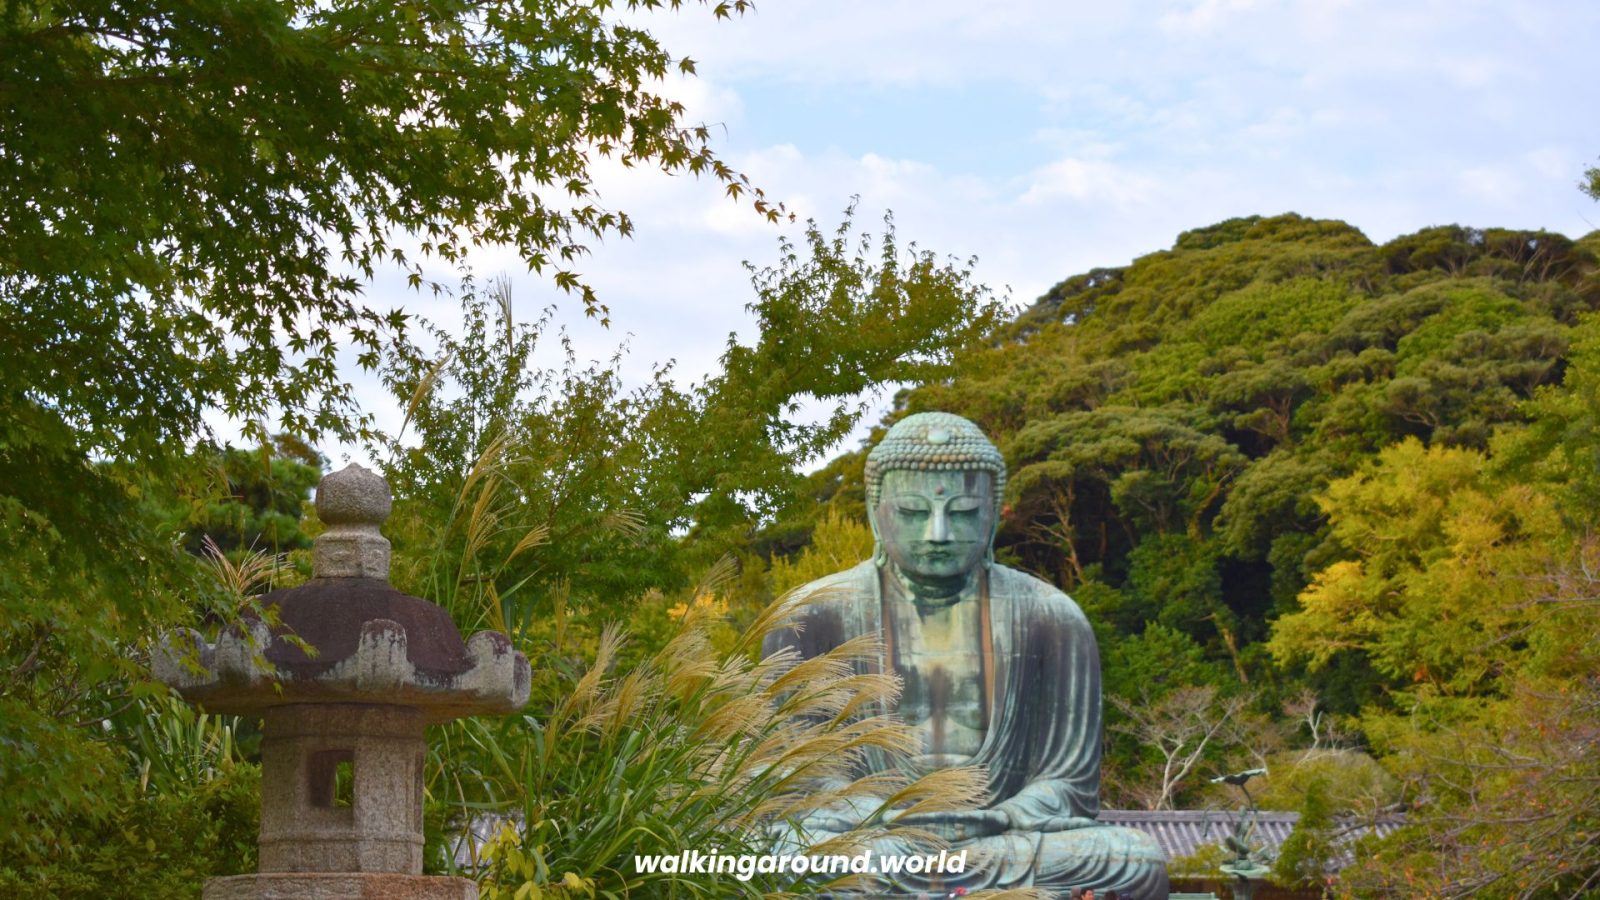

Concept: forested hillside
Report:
left=768, top=214, right=1600, bottom=894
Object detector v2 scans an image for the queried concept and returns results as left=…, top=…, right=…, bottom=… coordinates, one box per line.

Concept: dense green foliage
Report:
left=3, top=0, right=773, bottom=459
left=151, top=435, right=324, bottom=562
left=0, top=689, right=261, bottom=898
left=376, top=209, right=1003, bottom=653
left=0, top=763, right=259, bottom=898
left=759, top=214, right=1600, bottom=895
left=0, top=0, right=774, bottom=867
left=794, top=216, right=1594, bottom=693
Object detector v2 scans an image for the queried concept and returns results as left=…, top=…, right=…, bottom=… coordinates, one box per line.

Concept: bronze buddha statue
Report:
left=764, top=412, right=1168, bottom=896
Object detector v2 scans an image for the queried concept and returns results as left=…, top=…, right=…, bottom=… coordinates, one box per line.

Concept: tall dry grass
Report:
left=464, top=578, right=1015, bottom=898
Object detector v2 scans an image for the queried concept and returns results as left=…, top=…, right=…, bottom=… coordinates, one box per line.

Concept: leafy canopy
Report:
left=2, top=0, right=771, bottom=457
left=766, top=213, right=1600, bottom=818
left=375, top=209, right=1007, bottom=656
left=0, top=0, right=775, bottom=853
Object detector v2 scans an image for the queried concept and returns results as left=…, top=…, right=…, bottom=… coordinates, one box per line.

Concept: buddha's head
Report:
left=864, top=412, right=1006, bottom=593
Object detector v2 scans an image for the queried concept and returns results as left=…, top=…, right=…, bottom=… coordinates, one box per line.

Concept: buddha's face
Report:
left=874, top=468, right=996, bottom=587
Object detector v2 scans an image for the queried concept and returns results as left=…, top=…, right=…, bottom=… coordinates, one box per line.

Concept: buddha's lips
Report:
left=913, top=544, right=974, bottom=562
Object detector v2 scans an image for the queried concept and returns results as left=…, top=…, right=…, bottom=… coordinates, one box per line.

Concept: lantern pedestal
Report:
left=204, top=872, right=477, bottom=900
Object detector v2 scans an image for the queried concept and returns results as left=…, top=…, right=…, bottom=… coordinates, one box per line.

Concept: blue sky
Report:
left=320, top=0, right=1600, bottom=465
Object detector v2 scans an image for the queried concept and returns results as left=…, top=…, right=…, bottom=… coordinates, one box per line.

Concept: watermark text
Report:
left=633, top=848, right=968, bottom=881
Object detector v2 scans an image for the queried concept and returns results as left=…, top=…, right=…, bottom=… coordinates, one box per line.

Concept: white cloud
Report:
left=1457, top=165, right=1521, bottom=207
left=259, top=0, right=1600, bottom=468
left=1157, top=0, right=1274, bottom=35
left=1019, top=157, right=1157, bottom=207
left=1526, top=146, right=1574, bottom=181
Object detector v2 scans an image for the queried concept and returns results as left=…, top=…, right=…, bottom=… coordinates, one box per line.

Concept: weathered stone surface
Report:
left=315, top=464, right=393, bottom=526
left=258, top=704, right=425, bottom=874
left=204, top=873, right=477, bottom=899
left=257, top=578, right=473, bottom=677
left=153, top=616, right=529, bottom=720
left=313, top=463, right=393, bottom=579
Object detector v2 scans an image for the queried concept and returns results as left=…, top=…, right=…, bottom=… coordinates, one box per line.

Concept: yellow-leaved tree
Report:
left=1270, top=313, right=1600, bottom=896
left=1269, top=438, right=1560, bottom=696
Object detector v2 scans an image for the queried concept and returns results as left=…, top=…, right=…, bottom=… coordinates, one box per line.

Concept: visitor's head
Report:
left=864, top=413, right=1005, bottom=588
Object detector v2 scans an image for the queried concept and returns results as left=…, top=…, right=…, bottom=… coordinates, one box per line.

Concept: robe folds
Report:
left=764, top=560, right=1169, bottom=898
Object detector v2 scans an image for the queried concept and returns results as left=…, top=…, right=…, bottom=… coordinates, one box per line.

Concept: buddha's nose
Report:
left=925, top=508, right=952, bottom=543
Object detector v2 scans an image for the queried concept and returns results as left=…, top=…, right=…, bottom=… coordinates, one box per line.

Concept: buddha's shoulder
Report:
left=787, top=560, right=878, bottom=607
left=774, top=563, right=878, bottom=646
left=989, top=564, right=1090, bottom=624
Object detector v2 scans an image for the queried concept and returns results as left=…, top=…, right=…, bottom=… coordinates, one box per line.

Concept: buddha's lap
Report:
left=960, top=824, right=1166, bottom=881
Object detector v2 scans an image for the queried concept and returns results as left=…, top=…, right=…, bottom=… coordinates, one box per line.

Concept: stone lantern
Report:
left=156, top=464, right=531, bottom=899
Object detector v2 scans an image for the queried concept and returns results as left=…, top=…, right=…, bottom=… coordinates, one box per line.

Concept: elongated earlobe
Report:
left=868, top=504, right=887, bottom=567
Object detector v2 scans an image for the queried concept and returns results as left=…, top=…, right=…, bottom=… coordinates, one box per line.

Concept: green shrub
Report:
left=0, top=763, right=259, bottom=899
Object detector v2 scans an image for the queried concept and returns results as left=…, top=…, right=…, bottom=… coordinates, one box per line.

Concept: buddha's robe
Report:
left=764, top=560, right=1169, bottom=897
